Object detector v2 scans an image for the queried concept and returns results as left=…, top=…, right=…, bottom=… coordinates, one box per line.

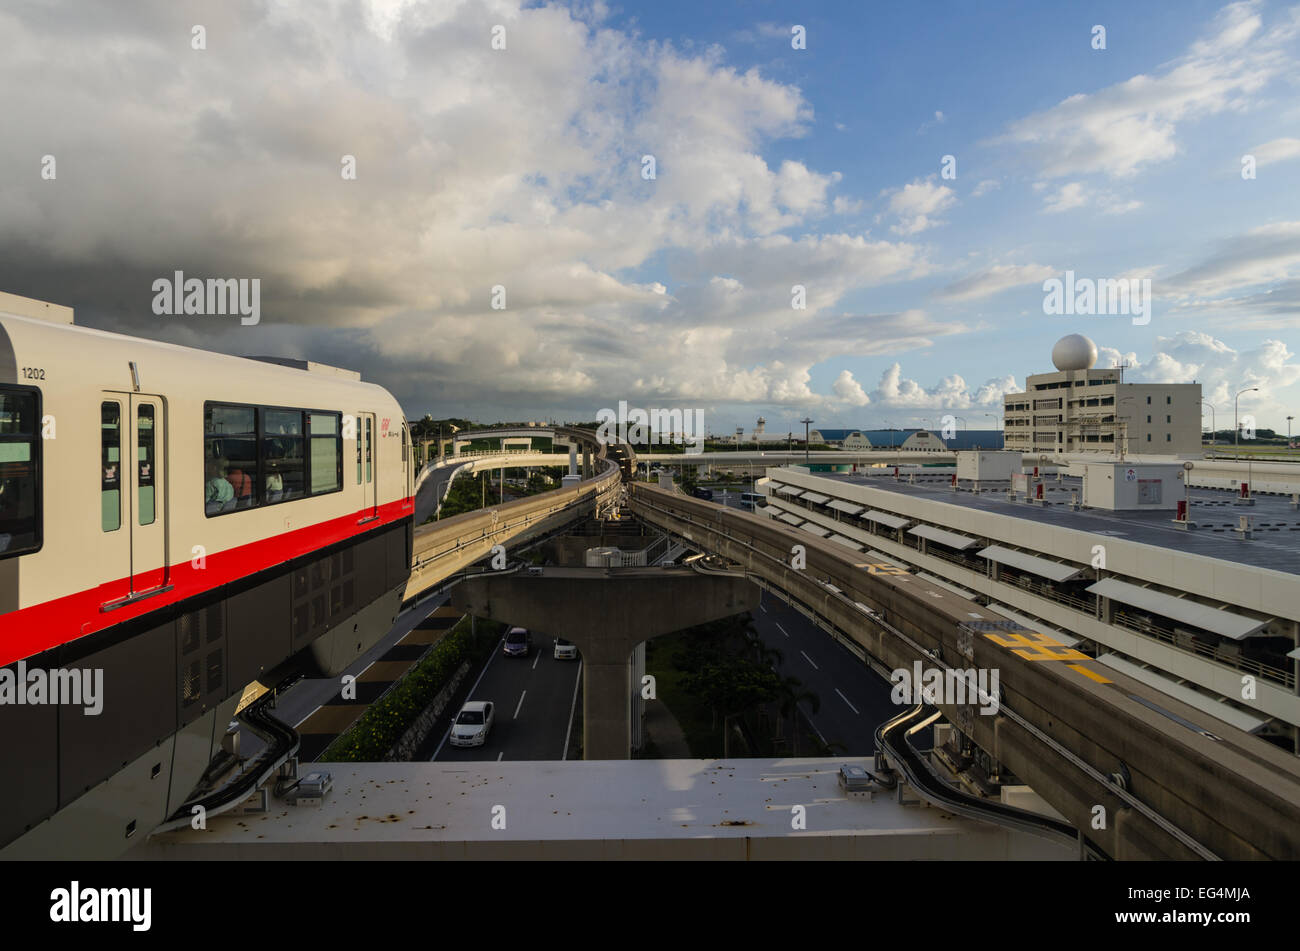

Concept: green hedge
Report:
left=319, top=616, right=503, bottom=762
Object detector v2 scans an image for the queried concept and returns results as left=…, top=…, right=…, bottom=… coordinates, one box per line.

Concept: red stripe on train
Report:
left=0, top=497, right=414, bottom=667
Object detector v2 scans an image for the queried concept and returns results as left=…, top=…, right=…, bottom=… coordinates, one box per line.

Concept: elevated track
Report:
left=628, top=483, right=1300, bottom=860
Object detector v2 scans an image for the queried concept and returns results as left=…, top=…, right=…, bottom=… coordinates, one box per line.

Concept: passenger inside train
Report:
left=205, top=456, right=234, bottom=513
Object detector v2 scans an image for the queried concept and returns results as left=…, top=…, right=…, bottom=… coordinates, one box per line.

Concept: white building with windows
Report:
left=1003, top=334, right=1201, bottom=456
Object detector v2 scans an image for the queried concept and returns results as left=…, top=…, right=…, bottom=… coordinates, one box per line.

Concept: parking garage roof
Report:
left=823, top=473, right=1300, bottom=575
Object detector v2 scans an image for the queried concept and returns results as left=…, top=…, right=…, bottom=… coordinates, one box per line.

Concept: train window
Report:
left=0, top=387, right=41, bottom=556
left=204, top=404, right=256, bottom=515
left=365, top=416, right=372, bottom=483
left=308, top=412, right=342, bottom=495
left=263, top=409, right=305, bottom=502
left=137, top=404, right=156, bottom=525
left=101, top=401, right=121, bottom=532
left=356, top=416, right=362, bottom=484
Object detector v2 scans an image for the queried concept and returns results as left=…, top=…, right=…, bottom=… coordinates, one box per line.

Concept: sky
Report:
left=1, top=0, right=1298, bottom=436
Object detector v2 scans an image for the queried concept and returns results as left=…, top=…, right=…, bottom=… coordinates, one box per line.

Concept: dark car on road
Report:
left=503, top=626, right=532, bottom=657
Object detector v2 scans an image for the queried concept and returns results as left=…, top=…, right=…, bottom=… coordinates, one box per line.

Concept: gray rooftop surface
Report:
left=819, top=473, right=1300, bottom=576
left=135, top=760, right=1072, bottom=860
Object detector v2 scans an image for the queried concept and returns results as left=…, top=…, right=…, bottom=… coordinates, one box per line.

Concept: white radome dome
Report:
left=1052, top=334, right=1098, bottom=371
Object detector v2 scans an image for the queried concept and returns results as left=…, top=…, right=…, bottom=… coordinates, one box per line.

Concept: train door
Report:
left=129, top=395, right=167, bottom=595
left=358, top=412, right=377, bottom=522
left=99, top=392, right=167, bottom=607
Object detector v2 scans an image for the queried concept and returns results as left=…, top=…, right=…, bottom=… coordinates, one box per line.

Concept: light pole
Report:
left=984, top=413, right=1001, bottom=449
left=1201, top=400, right=1215, bottom=449
left=1288, top=415, right=1295, bottom=449
left=800, top=417, right=814, bottom=464
left=1235, top=386, right=1259, bottom=458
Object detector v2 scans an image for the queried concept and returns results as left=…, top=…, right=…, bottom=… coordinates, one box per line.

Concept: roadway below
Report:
left=750, top=591, right=899, bottom=756
left=415, top=464, right=456, bottom=524
left=429, top=631, right=582, bottom=762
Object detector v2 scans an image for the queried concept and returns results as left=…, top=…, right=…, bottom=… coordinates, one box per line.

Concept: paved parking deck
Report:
left=823, top=473, right=1300, bottom=575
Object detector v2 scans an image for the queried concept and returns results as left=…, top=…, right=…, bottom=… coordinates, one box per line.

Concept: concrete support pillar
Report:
left=569, top=444, right=578, bottom=476
left=454, top=568, right=759, bottom=758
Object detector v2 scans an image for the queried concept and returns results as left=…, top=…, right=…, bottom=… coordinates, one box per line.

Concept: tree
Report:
left=773, top=674, right=820, bottom=756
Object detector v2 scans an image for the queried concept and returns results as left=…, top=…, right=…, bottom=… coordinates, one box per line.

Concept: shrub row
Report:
left=319, top=616, right=502, bottom=762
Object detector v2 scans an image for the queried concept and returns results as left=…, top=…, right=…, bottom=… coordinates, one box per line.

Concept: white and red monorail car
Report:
left=0, top=304, right=414, bottom=854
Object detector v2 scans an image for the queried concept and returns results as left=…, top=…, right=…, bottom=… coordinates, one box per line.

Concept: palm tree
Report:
left=774, top=675, right=819, bottom=756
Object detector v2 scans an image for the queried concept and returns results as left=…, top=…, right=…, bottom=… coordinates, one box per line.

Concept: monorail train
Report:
left=0, top=301, right=414, bottom=856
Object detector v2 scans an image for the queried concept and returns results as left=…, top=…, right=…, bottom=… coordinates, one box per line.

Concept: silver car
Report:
left=450, top=700, right=494, bottom=747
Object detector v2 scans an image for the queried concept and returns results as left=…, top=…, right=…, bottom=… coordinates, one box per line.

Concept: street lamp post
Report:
left=1201, top=401, right=1215, bottom=449
left=984, top=413, right=1000, bottom=448
left=800, top=417, right=814, bottom=464
left=1288, top=415, right=1295, bottom=449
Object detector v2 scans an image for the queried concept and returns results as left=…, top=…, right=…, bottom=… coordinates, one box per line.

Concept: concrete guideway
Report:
left=404, top=455, right=622, bottom=602
left=628, top=483, right=1300, bottom=860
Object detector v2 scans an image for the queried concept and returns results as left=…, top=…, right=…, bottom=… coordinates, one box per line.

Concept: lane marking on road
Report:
left=775, top=622, right=789, bottom=638
left=561, top=661, right=583, bottom=760
left=835, top=688, right=859, bottom=715
left=514, top=690, right=527, bottom=719
left=800, top=650, right=819, bottom=670
left=532, top=651, right=541, bottom=670
left=760, top=604, right=767, bottom=613
left=803, top=710, right=828, bottom=746
left=497, top=752, right=504, bottom=761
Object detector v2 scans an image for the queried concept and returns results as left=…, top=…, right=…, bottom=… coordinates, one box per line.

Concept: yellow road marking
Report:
left=984, top=630, right=1090, bottom=662
left=1067, top=663, right=1113, bottom=684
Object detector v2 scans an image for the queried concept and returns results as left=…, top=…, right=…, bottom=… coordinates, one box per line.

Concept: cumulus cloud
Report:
left=831, top=370, right=871, bottom=406
left=881, top=179, right=956, bottom=235
left=826, top=361, right=1019, bottom=410
left=1099, top=331, right=1300, bottom=427
left=0, top=0, right=944, bottom=417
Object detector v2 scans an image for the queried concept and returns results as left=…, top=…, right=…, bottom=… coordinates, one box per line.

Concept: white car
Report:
left=553, top=637, right=578, bottom=660
left=449, top=700, right=494, bottom=748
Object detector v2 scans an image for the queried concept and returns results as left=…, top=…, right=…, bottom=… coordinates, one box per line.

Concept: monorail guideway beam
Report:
left=453, top=567, right=759, bottom=758
left=626, top=484, right=1300, bottom=860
